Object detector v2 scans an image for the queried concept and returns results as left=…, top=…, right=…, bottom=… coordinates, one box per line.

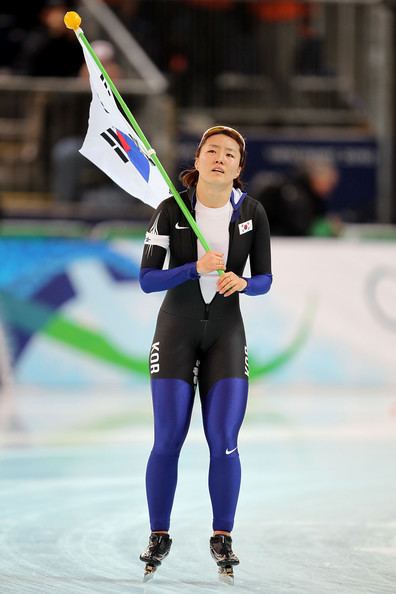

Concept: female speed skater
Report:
left=138, top=125, right=272, bottom=582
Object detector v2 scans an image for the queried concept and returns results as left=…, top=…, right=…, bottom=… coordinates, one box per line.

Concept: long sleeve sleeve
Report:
left=139, top=201, right=200, bottom=293
left=242, top=201, right=273, bottom=296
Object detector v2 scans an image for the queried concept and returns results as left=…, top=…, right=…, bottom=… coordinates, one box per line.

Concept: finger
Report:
left=218, top=271, right=231, bottom=280
left=217, top=273, right=232, bottom=287
left=219, top=279, right=235, bottom=294
left=224, top=286, right=237, bottom=297
left=217, top=276, right=228, bottom=289
left=223, top=273, right=235, bottom=285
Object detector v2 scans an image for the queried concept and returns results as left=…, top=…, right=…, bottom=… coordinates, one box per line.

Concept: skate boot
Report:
left=210, top=534, right=239, bottom=584
left=140, top=533, right=172, bottom=582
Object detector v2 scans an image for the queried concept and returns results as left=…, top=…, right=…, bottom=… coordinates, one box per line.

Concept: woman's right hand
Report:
left=196, top=251, right=225, bottom=275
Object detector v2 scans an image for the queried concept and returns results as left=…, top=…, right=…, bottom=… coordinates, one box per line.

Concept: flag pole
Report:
left=64, top=11, right=215, bottom=257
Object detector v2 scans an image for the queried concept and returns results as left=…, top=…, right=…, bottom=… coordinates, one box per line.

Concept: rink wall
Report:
left=0, top=237, right=394, bottom=390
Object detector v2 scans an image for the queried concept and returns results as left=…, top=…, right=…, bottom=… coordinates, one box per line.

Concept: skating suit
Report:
left=139, top=188, right=272, bottom=532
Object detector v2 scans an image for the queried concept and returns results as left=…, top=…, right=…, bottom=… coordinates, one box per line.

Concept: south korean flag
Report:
left=78, top=41, right=170, bottom=208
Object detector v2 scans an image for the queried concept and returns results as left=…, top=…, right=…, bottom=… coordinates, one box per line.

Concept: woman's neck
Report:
left=195, top=180, right=232, bottom=208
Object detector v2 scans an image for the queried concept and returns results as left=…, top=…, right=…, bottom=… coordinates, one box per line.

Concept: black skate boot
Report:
left=210, top=534, right=239, bottom=584
left=140, top=533, right=172, bottom=581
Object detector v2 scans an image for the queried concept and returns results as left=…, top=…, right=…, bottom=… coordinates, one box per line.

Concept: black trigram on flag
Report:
left=100, top=73, right=112, bottom=97
left=100, top=128, right=128, bottom=163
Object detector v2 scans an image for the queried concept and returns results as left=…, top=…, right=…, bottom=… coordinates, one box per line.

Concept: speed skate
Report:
left=210, top=534, right=240, bottom=585
left=139, top=533, right=172, bottom=582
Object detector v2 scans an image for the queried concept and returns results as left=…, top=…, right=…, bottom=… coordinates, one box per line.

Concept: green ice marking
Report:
left=41, top=302, right=314, bottom=380
left=0, top=290, right=148, bottom=376
left=0, top=290, right=315, bottom=380
left=43, top=315, right=148, bottom=376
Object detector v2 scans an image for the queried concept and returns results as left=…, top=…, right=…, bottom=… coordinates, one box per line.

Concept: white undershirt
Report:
left=195, top=198, right=233, bottom=304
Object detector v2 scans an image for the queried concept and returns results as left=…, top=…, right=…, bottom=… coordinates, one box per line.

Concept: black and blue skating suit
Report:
left=139, top=188, right=272, bottom=532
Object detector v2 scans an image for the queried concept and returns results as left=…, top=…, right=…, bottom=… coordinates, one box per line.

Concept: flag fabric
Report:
left=78, top=41, right=170, bottom=208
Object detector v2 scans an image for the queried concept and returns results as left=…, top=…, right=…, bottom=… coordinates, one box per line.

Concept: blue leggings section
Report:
left=146, top=377, right=248, bottom=532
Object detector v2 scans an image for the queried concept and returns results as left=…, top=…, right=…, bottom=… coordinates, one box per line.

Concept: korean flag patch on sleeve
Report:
left=238, top=219, right=253, bottom=235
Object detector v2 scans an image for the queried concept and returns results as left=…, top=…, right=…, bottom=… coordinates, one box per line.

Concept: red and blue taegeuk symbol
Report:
left=116, top=129, right=150, bottom=182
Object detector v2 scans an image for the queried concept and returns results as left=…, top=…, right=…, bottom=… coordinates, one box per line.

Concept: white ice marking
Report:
left=355, top=547, right=396, bottom=556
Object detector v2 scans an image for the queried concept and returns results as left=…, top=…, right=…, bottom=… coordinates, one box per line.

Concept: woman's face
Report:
left=195, top=134, right=242, bottom=188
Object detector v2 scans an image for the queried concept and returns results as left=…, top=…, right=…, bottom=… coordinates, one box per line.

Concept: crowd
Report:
left=1, top=1, right=84, bottom=77
left=1, top=0, right=340, bottom=234
left=1, top=0, right=327, bottom=106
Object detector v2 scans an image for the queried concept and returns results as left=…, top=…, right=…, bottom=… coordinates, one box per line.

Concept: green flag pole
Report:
left=64, top=11, right=220, bottom=263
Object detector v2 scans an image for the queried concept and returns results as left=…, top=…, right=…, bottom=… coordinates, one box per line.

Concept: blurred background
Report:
left=1, top=0, right=396, bottom=229
left=0, top=2, right=396, bottom=593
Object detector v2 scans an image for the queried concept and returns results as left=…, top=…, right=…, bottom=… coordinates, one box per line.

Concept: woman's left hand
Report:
left=217, top=272, right=247, bottom=297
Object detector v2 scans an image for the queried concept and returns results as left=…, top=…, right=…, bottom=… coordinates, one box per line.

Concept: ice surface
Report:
left=0, top=387, right=395, bottom=593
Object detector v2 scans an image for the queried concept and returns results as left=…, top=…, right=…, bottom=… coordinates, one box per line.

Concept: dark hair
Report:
left=179, top=126, right=246, bottom=189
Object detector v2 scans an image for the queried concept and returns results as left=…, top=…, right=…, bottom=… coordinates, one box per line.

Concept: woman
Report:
left=139, top=126, right=272, bottom=581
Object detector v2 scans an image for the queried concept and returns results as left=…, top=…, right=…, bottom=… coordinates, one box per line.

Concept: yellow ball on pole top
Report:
left=64, top=11, right=82, bottom=31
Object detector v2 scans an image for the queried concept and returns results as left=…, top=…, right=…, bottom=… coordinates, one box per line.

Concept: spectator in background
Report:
left=15, top=0, right=83, bottom=77
left=254, top=159, right=342, bottom=237
left=105, top=0, right=165, bottom=68
left=249, top=1, right=306, bottom=106
left=78, top=40, right=123, bottom=81
left=0, top=2, right=44, bottom=73
left=294, top=3, right=329, bottom=76
left=167, top=0, right=238, bottom=107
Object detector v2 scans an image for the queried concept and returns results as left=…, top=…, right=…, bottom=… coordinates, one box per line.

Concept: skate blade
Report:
left=143, top=564, right=157, bottom=582
left=218, top=566, right=234, bottom=585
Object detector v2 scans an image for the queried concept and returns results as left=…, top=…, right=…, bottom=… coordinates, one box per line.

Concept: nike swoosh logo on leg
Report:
left=225, top=447, right=238, bottom=455
left=175, top=222, right=190, bottom=230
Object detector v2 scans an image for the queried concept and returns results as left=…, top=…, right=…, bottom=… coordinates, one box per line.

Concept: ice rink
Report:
left=1, top=385, right=395, bottom=594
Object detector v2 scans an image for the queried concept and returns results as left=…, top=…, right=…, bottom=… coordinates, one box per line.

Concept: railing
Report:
left=79, top=0, right=168, bottom=93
